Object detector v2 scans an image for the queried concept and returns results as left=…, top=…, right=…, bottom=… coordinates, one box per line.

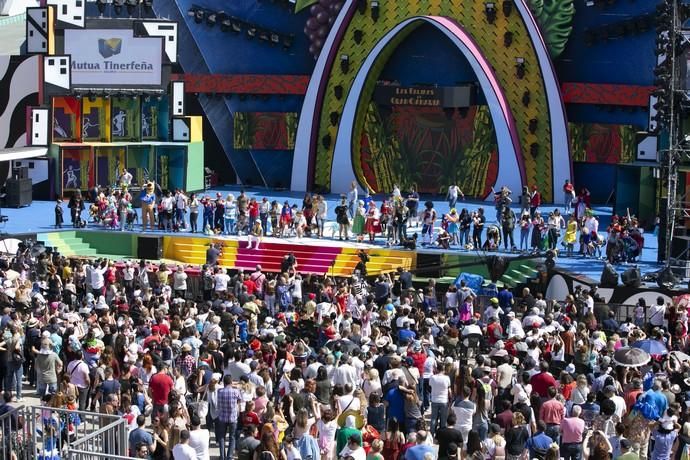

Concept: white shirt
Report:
left=508, top=319, right=525, bottom=339
left=429, top=373, right=451, bottom=404
left=649, top=304, right=666, bottom=326
left=214, top=273, right=230, bottom=292
left=123, top=266, right=134, bottom=281
left=188, top=429, right=210, bottom=460
left=332, top=363, right=358, bottom=388
left=448, top=185, right=460, bottom=199
left=176, top=194, right=187, bottom=210
left=172, top=442, right=197, bottom=460
left=173, top=271, right=188, bottom=291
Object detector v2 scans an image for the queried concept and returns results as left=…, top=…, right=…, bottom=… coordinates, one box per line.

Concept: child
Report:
left=54, top=197, right=64, bottom=229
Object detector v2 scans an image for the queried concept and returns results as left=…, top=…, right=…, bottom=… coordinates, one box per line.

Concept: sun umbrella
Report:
left=631, top=339, right=668, bottom=355
left=613, top=347, right=651, bottom=367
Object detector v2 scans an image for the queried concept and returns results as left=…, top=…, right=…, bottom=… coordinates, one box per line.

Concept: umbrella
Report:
left=631, top=339, right=668, bottom=355
left=613, top=347, right=651, bottom=367
left=0, top=238, right=21, bottom=254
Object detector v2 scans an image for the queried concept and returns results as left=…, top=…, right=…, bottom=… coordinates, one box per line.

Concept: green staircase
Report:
left=498, top=263, right=540, bottom=288
left=36, top=231, right=132, bottom=259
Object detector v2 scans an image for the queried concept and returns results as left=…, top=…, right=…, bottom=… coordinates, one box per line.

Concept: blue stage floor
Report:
left=0, top=186, right=662, bottom=282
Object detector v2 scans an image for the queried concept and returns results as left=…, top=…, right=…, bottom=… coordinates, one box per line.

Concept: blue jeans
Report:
left=562, top=442, right=582, bottom=460
left=215, top=420, right=237, bottom=460
left=37, top=381, right=57, bottom=397
left=5, top=363, right=22, bottom=398
left=545, top=424, right=561, bottom=446
left=224, top=217, right=235, bottom=235
left=430, top=402, right=448, bottom=436
left=203, top=214, right=213, bottom=231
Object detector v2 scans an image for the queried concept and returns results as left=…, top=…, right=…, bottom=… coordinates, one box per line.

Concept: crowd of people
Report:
left=56, top=178, right=645, bottom=261
left=0, top=235, right=684, bottom=460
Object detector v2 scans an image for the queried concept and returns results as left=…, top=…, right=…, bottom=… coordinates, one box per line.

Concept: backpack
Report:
left=258, top=451, right=276, bottom=460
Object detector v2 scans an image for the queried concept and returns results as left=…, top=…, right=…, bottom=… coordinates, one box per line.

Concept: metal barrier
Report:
left=0, top=404, right=127, bottom=460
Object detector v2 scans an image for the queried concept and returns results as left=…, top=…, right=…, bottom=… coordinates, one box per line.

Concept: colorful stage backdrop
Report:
left=569, top=123, right=637, bottom=165
left=233, top=112, right=298, bottom=150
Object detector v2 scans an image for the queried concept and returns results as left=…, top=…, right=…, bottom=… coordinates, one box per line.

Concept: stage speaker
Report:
left=137, top=235, right=163, bottom=260
left=600, top=263, right=619, bottom=288
left=621, top=266, right=641, bottom=288
left=486, top=255, right=509, bottom=282
left=12, top=166, right=28, bottom=180
left=657, top=266, right=677, bottom=289
left=5, top=178, right=32, bottom=208
left=171, top=81, right=185, bottom=116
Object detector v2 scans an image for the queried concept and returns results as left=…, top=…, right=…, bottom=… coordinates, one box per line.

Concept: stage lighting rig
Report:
left=515, top=57, right=525, bottom=79
left=340, top=54, right=350, bottom=73
left=484, top=2, right=497, bottom=24
left=503, top=31, right=513, bottom=47
left=370, top=1, right=379, bottom=22
left=502, top=0, right=513, bottom=17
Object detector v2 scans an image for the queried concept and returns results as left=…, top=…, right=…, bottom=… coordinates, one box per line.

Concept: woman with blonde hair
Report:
left=505, top=412, right=529, bottom=460
left=362, top=368, right=382, bottom=399
left=315, top=407, right=338, bottom=460
left=569, top=374, right=590, bottom=405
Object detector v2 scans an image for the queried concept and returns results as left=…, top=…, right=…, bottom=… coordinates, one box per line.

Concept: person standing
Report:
left=188, top=193, right=200, bottom=233
left=539, top=386, right=565, bottom=445
left=140, top=183, right=156, bottom=232
left=149, top=363, right=174, bottom=416
left=214, top=193, right=225, bottom=232
left=172, top=429, right=197, bottom=460
left=247, top=221, right=263, bottom=250
left=187, top=414, right=210, bottom=460
left=421, top=201, right=437, bottom=246
left=563, top=180, right=575, bottom=214
left=561, top=405, right=585, bottom=460
left=335, top=196, right=350, bottom=241
left=447, top=184, right=464, bottom=210
left=175, top=189, right=188, bottom=230
left=501, top=206, right=516, bottom=251
left=406, top=186, right=420, bottom=228
left=348, top=181, right=359, bottom=219
left=429, top=363, right=451, bottom=437
left=259, top=197, right=270, bottom=233
left=55, top=197, right=64, bottom=229
left=472, top=208, right=485, bottom=249
left=224, top=194, right=237, bottom=235
left=216, top=375, right=242, bottom=460
left=68, top=191, right=85, bottom=228
left=35, top=337, right=62, bottom=396
left=529, top=185, right=541, bottom=218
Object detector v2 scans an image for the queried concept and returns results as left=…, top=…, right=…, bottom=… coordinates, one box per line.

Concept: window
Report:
left=76, top=1, right=82, bottom=6
left=48, top=58, right=54, bottom=65
left=60, top=58, right=66, bottom=65
left=62, top=5, right=67, bottom=15
left=41, top=11, right=46, bottom=17
left=29, top=30, right=33, bottom=37
left=28, top=162, right=34, bottom=168
left=60, top=68, right=66, bottom=75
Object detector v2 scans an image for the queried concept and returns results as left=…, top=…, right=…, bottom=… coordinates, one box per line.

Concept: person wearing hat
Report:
left=35, top=337, right=62, bottom=396
left=175, top=343, right=196, bottom=379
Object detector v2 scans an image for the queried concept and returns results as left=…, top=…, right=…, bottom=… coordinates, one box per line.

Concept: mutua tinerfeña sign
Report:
left=64, top=28, right=163, bottom=88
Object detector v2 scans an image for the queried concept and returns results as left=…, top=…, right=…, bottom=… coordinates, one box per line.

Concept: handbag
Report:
left=189, top=389, right=209, bottom=419
left=337, top=397, right=364, bottom=429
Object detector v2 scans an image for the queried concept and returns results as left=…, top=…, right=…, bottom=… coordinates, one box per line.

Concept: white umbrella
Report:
left=0, top=238, right=22, bottom=254
left=613, top=346, right=651, bottom=367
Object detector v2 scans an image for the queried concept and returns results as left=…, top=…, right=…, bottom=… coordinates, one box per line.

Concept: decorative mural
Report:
left=61, top=147, right=93, bottom=192
left=233, top=112, right=298, bottom=150
left=293, top=0, right=571, bottom=202
left=360, top=104, right=498, bottom=197
left=53, top=96, right=80, bottom=142
left=111, top=97, right=141, bottom=142
left=569, top=123, right=637, bottom=164
left=82, top=97, right=110, bottom=142
left=0, top=55, right=40, bottom=149
left=528, top=0, right=575, bottom=58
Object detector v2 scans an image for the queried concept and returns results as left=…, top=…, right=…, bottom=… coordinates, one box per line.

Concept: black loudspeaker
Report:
left=5, top=178, right=32, bottom=207
left=138, top=236, right=163, bottom=260
left=486, top=255, right=509, bottom=282
left=657, top=266, right=678, bottom=289
left=621, top=266, right=641, bottom=287
left=12, top=166, right=28, bottom=179
left=600, top=263, right=619, bottom=288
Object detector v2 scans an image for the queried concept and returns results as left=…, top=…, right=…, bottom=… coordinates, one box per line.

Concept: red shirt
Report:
left=149, top=372, right=174, bottom=406
left=409, top=351, right=427, bottom=374
left=530, top=372, right=557, bottom=398
left=243, top=279, right=257, bottom=295
left=240, top=411, right=260, bottom=427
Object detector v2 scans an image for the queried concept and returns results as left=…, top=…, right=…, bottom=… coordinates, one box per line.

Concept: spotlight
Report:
left=75, top=93, right=82, bottom=100
left=126, top=0, right=138, bottom=17
left=357, top=0, right=366, bottom=14
left=334, top=85, right=343, bottom=100
left=528, top=118, right=538, bottom=133
left=220, top=17, right=231, bottom=32
left=113, top=0, right=124, bottom=15
left=194, top=9, right=204, bottom=23
left=515, top=57, right=525, bottom=79
left=522, top=90, right=530, bottom=107
left=247, top=25, right=257, bottom=38
left=354, top=30, right=364, bottom=44
left=282, top=34, right=294, bottom=49
left=322, top=134, right=332, bottom=149
left=270, top=33, right=280, bottom=45
left=96, top=0, right=107, bottom=17
left=88, top=94, right=96, bottom=103
left=484, top=2, right=497, bottom=24
left=370, top=1, right=379, bottom=21
left=230, top=17, right=242, bottom=33
left=530, top=142, right=539, bottom=158
left=502, top=0, right=513, bottom=17
left=258, top=29, right=270, bottom=42
left=206, top=11, right=217, bottom=26
left=340, top=54, right=350, bottom=73
left=503, top=31, right=513, bottom=47
left=329, top=112, right=339, bottom=126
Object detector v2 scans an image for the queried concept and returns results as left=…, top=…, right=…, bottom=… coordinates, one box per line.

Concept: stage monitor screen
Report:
left=64, top=29, right=163, bottom=88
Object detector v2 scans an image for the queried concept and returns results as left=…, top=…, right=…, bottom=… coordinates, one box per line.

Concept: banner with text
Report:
left=64, top=29, right=163, bottom=88
left=373, top=85, right=475, bottom=108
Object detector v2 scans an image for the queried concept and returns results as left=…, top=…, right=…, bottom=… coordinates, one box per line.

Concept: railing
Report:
left=0, top=404, right=127, bottom=460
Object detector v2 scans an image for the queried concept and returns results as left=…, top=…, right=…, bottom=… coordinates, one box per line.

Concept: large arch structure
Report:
left=292, top=0, right=571, bottom=202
